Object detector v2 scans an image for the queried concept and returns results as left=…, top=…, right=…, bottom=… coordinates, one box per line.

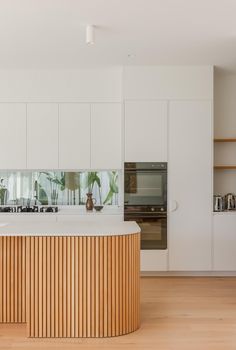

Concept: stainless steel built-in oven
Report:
left=124, top=163, right=167, bottom=250
left=124, top=162, right=167, bottom=207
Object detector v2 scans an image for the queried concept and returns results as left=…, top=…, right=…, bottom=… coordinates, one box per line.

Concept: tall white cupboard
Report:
left=168, top=101, right=212, bottom=271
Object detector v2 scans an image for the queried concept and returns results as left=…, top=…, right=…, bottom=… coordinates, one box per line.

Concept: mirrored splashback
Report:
left=0, top=171, right=119, bottom=206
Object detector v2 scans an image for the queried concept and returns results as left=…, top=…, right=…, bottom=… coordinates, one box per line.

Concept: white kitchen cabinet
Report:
left=27, top=104, right=58, bottom=169
left=141, top=250, right=168, bottom=271
left=0, top=103, right=26, bottom=169
left=168, top=101, right=212, bottom=271
left=91, top=103, right=122, bottom=169
left=124, top=101, right=167, bottom=162
left=59, top=104, right=90, bottom=169
left=213, top=214, right=236, bottom=271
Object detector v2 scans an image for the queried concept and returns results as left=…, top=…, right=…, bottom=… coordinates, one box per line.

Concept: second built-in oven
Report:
left=124, top=206, right=167, bottom=249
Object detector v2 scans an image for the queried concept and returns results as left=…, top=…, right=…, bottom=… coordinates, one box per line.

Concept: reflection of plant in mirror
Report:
left=42, top=172, right=65, bottom=205
left=103, top=171, right=119, bottom=205
left=35, top=181, right=48, bottom=205
left=65, top=172, right=81, bottom=204
left=0, top=171, right=119, bottom=206
left=0, top=178, right=7, bottom=205
left=86, top=172, right=102, bottom=204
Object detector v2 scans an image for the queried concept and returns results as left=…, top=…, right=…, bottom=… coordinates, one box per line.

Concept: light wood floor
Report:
left=1, top=277, right=236, bottom=350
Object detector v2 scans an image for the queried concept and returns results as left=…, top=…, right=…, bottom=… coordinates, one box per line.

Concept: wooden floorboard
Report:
left=1, top=277, right=236, bottom=350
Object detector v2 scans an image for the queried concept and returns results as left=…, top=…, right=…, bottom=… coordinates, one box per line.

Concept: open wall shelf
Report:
left=214, top=166, right=236, bottom=170
left=214, top=137, right=236, bottom=195
left=214, top=139, right=236, bottom=170
left=214, top=138, right=236, bottom=142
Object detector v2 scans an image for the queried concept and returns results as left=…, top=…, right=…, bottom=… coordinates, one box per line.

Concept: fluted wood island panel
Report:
left=0, top=236, right=26, bottom=323
left=26, top=234, right=140, bottom=338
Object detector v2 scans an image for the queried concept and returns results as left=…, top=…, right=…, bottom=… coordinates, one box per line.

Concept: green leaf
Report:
left=108, top=172, right=118, bottom=193
left=103, top=189, right=113, bottom=204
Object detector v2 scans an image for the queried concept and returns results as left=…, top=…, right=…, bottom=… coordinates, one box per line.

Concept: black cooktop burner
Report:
left=0, top=206, right=16, bottom=213
left=0, top=206, right=59, bottom=213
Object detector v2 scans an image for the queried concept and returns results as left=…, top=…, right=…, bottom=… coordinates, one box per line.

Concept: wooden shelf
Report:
left=214, top=166, right=236, bottom=170
left=214, top=138, right=236, bottom=142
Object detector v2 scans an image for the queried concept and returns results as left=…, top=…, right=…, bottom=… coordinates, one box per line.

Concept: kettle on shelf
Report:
left=213, top=195, right=224, bottom=212
left=224, top=193, right=236, bottom=211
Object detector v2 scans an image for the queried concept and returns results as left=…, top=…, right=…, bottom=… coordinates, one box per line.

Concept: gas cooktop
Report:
left=0, top=206, right=58, bottom=213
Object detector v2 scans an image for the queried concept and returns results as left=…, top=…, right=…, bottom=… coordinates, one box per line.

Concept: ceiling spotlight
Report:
left=86, top=25, right=95, bottom=45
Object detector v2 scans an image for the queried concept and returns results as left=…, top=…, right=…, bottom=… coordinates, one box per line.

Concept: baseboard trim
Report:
left=141, top=271, right=236, bottom=277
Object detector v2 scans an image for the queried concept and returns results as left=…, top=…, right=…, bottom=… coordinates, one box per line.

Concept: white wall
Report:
left=214, top=69, right=236, bottom=138
left=0, top=66, right=213, bottom=102
left=0, top=68, right=122, bottom=102
left=214, top=69, right=236, bottom=195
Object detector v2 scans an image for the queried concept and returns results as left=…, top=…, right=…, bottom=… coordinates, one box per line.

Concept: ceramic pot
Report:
left=85, top=193, right=96, bottom=211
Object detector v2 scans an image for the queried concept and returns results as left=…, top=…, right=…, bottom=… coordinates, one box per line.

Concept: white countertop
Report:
left=0, top=220, right=140, bottom=236
left=213, top=211, right=236, bottom=215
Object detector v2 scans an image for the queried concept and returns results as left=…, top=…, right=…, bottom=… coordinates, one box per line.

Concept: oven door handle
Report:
left=169, top=200, right=178, bottom=212
left=125, top=215, right=167, bottom=220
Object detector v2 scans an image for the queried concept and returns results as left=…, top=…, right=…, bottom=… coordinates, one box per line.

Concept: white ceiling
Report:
left=0, top=0, right=236, bottom=70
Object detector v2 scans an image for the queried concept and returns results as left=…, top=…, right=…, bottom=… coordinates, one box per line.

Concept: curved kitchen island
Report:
left=0, top=221, right=140, bottom=338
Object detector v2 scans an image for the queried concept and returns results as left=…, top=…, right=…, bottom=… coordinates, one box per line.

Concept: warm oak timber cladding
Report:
left=26, top=234, right=140, bottom=338
left=0, top=236, right=26, bottom=323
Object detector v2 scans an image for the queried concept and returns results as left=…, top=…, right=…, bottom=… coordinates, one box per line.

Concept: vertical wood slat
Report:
left=95, top=237, right=99, bottom=337
left=50, top=237, right=55, bottom=338
left=54, top=237, right=59, bottom=338
left=25, top=233, right=140, bottom=338
left=86, top=237, right=91, bottom=337
left=107, top=236, right=111, bottom=337
left=74, top=237, right=79, bottom=337
left=10, top=237, right=14, bottom=322
left=71, top=237, right=75, bottom=338
left=62, top=236, right=67, bottom=337
left=38, top=237, right=43, bottom=337
left=78, top=237, right=83, bottom=337
left=58, top=237, right=63, bottom=337
left=0, top=236, right=2, bottom=323
left=103, top=236, right=108, bottom=337
left=82, top=237, right=87, bottom=337
left=30, top=237, right=35, bottom=337
left=99, top=237, right=104, bottom=337
left=22, top=237, right=26, bottom=324
left=90, top=237, right=95, bottom=337
left=34, top=237, right=39, bottom=337
left=42, top=237, right=47, bottom=338
left=0, top=236, right=27, bottom=323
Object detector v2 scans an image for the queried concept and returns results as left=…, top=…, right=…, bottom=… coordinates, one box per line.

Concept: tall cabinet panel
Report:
left=168, top=101, right=212, bottom=271
left=213, top=215, right=236, bottom=271
left=91, top=103, right=122, bottom=169
left=59, top=104, right=90, bottom=169
left=124, top=101, right=167, bottom=162
left=27, top=104, right=58, bottom=169
left=0, top=103, right=26, bottom=169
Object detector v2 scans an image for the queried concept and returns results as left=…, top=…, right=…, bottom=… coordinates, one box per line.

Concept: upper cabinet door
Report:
left=59, top=104, right=90, bottom=169
left=91, top=103, right=122, bottom=169
left=27, top=104, right=58, bottom=169
left=0, top=104, right=27, bottom=169
left=168, top=101, right=212, bottom=271
left=125, top=101, right=167, bottom=162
